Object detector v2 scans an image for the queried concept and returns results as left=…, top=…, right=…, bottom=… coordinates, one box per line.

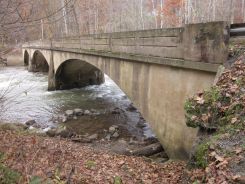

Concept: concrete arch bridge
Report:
left=22, top=22, right=230, bottom=159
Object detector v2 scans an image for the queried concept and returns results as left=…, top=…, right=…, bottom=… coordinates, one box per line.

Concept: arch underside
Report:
left=24, top=50, right=29, bottom=66
left=55, top=59, right=105, bottom=90
left=31, top=50, right=49, bottom=72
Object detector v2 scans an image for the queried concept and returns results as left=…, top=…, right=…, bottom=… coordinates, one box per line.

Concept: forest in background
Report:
left=0, top=0, right=245, bottom=44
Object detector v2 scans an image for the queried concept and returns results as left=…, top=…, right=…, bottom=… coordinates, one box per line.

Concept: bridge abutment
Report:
left=24, top=50, right=29, bottom=66
left=48, top=59, right=56, bottom=91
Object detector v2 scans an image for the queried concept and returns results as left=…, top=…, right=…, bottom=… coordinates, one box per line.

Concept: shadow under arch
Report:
left=24, top=50, right=29, bottom=66
left=55, top=59, right=105, bottom=90
left=31, top=50, right=49, bottom=72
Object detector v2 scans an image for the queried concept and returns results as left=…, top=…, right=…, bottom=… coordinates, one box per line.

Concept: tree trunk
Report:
left=160, top=0, right=163, bottom=28
left=151, top=0, right=158, bottom=29
left=140, top=0, right=145, bottom=30
left=61, top=0, right=68, bottom=36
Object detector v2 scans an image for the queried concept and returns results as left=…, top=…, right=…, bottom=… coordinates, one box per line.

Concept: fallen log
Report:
left=71, top=137, right=92, bottom=143
left=129, top=142, right=165, bottom=157
left=149, top=151, right=168, bottom=159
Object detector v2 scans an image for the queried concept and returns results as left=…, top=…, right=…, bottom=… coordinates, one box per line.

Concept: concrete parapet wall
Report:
left=23, top=21, right=229, bottom=71
left=183, top=22, right=230, bottom=64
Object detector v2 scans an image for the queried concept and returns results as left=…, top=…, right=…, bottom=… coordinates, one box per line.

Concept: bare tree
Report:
left=1, top=0, right=245, bottom=45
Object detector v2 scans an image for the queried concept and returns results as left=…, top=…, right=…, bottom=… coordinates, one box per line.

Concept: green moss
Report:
left=242, top=144, right=245, bottom=149
left=229, top=103, right=244, bottom=114
left=235, top=77, right=244, bottom=86
left=85, top=160, right=96, bottom=169
left=192, top=181, right=200, bottom=184
left=219, top=123, right=244, bottom=135
left=185, top=87, right=223, bottom=129
left=0, top=152, right=4, bottom=161
left=114, top=176, right=122, bottom=184
left=0, top=153, right=22, bottom=184
left=0, top=123, right=27, bottom=132
left=184, top=100, right=200, bottom=128
left=29, top=176, right=43, bottom=184
left=185, top=59, right=245, bottom=171
left=203, top=86, right=220, bottom=103
left=195, top=142, right=210, bottom=168
left=0, top=165, right=21, bottom=184
left=223, top=150, right=234, bottom=157
left=184, top=99, right=198, bottom=114
left=0, top=152, right=22, bottom=183
left=211, top=133, right=222, bottom=141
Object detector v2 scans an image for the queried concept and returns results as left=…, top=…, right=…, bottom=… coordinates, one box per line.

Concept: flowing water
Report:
left=0, top=66, right=154, bottom=139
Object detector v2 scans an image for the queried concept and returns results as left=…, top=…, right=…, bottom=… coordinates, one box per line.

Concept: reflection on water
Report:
left=0, top=66, right=154, bottom=137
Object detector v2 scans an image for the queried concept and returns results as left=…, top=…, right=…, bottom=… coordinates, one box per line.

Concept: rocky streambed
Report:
left=22, top=105, right=168, bottom=163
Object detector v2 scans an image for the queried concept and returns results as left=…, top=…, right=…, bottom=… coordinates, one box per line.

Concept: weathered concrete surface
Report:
left=183, top=22, right=229, bottom=63
left=22, top=21, right=229, bottom=159
left=24, top=21, right=229, bottom=67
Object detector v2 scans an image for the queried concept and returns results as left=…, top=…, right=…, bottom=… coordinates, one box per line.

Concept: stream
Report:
left=0, top=66, right=154, bottom=140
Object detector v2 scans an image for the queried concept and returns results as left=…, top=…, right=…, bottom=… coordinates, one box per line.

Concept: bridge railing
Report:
left=23, top=21, right=230, bottom=70
left=52, top=27, right=185, bottom=60
left=23, top=40, right=52, bottom=49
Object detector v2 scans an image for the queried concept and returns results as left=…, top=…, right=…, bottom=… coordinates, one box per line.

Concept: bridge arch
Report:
left=55, top=59, right=104, bottom=90
left=31, top=50, right=49, bottom=72
left=24, top=50, right=29, bottom=66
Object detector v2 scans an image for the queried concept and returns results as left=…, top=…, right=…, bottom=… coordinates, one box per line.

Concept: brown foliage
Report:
left=0, top=130, right=185, bottom=183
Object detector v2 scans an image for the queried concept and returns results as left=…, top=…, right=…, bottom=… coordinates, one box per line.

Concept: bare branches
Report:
left=0, top=0, right=76, bottom=44
left=1, top=0, right=245, bottom=45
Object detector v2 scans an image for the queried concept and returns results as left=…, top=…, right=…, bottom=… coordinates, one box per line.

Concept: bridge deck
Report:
left=26, top=44, right=220, bottom=73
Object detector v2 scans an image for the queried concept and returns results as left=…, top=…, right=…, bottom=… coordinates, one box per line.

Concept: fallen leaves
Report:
left=0, top=130, right=186, bottom=183
left=195, top=96, right=205, bottom=104
left=209, top=151, right=230, bottom=170
left=185, top=54, right=245, bottom=183
left=201, top=113, right=210, bottom=122
left=216, top=159, right=229, bottom=169
left=231, top=117, right=238, bottom=124
left=234, top=147, right=243, bottom=155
